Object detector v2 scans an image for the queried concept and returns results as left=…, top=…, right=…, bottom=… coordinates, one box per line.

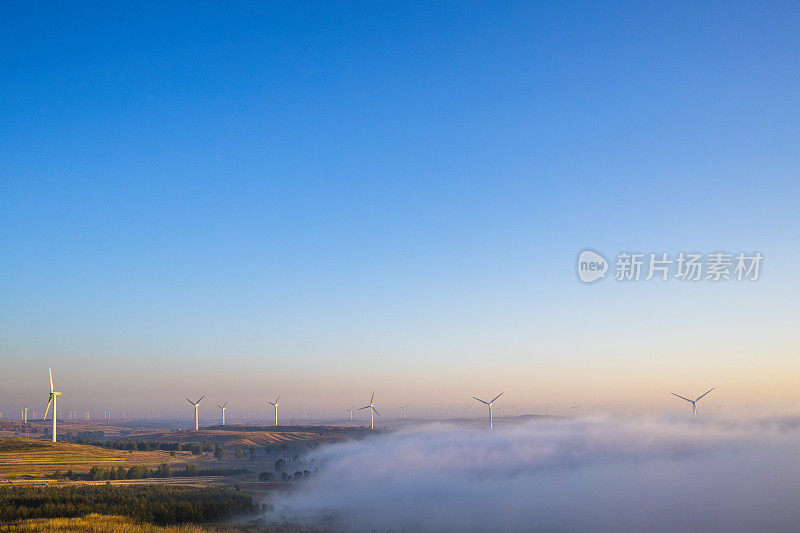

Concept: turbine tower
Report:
left=399, top=405, right=408, bottom=419
left=473, top=392, right=503, bottom=430
left=671, top=388, right=714, bottom=417
left=186, top=396, right=204, bottom=430
left=43, top=368, right=62, bottom=442
left=358, top=392, right=380, bottom=430
left=268, top=396, right=280, bottom=426
left=571, top=402, right=580, bottom=417
left=345, top=405, right=354, bottom=421
left=217, top=402, right=228, bottom=426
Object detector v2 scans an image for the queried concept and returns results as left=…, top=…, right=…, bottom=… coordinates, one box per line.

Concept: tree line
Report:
left=52, top=463, right=250, bottom=481
left=0, top=484, right=258, bottom=525
left=76, top=439, right=213, bottom=455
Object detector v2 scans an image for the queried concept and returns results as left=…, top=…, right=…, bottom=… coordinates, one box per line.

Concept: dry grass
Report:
left=0, top=514, right=209, bottom=532
left=0, top=438, right=194, bottom=480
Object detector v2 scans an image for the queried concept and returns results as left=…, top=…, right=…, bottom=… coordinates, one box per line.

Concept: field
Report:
left=0, top=423, right=368, bottom=530
left=0, top=438, right=195, bottom=481
left=123, top=425, right=366, bottom=448
left=0, top=514, right=208, bottom=532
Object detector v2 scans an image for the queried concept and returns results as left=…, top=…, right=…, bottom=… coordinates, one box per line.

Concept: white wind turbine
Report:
left=217, top=402, right=228, bottom=426
left=399, top=405, right=408, bottom=419
left=186, top=396, right=204, bottom=430
left=268, top=396, right=280, bottom=426
left=358, top=392, right=380, bottom=430
left=43, top=368, right=62, bottom=442
left=473, top=393, right=503, bottom=430
left=571, top=402, right=580, bottom=417
left=345, top=405, right=354, bottom=421
left=671, top=388, right=714, bottom=417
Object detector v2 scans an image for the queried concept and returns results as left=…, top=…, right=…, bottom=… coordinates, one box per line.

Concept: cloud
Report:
left=269, top=415, right=800, bottom=532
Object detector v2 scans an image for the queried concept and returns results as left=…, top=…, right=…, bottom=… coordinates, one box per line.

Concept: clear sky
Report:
left=2, top=2, right=799, bottom=420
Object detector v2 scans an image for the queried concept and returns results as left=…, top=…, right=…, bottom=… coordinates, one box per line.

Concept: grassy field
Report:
left=123, top=427, right=366, bottom=447
left=0, top=438, right=195, bottom=480
left=0, top=514, right=209, bottom=532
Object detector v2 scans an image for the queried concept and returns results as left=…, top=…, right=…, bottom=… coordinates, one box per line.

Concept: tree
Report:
left=274, top=458, right=286, bottom=471
left=259, top=472, right=274, bottom=481
left=214, top=444, right=224, bottom=461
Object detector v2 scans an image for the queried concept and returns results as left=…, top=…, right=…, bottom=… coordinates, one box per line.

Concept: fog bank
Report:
left=269, top=415, right=800, bottom=532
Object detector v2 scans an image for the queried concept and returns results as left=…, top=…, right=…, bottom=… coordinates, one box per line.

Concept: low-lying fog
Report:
left=268, top=413, right=800, bottom=532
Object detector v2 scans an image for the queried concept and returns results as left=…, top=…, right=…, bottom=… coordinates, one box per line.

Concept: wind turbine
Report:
left=268, top=396, right=280, bottom=426
left=571, top=402, right=580, bottom=417
left=217, top=402, right=228, bottom=426
left=345, top=405, right=354, bottom=421
left=671, top=388, right=714, bottom=417
left=399, top=405, right=408, bottom=419
left=186, top=396, right=204, bottom=430
left=473, top=393, right=503, bottom=430
left=358, top=392, right=380, bottom=430
left=43, top=368, right=62, bottom=442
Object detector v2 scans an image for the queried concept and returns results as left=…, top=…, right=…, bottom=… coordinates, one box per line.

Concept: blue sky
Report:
left=2, top=2, right=799, bottom=418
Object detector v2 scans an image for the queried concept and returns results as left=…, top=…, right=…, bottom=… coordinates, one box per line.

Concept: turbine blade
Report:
left=276, top=395, right=280, bottom=403
left=223, top=401, right=227, bottom=408
left=490, top=393, right=503, bottom=404
left=198, top=396, right=205, bottom=403
left=43, top=396, right=53, bottom=420
left=696, top=388, right=714, bottom=402
left=358, top=405, right=370, bottom=410
left=49, top=368, right=54, bottom=394
left=372, top=406, right=380, bottom=416
left=473, top=396, right=489, bottom=405
left=370, top=392, right=374, bottom=404
left=670, top=393, right=693, bottom=403
left=186, top=398, right=193, bottom=405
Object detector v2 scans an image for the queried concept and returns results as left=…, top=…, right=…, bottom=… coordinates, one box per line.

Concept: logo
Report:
left=576, top=249, right=762, bottom=283
left=578, top=250, right=608, bottom=283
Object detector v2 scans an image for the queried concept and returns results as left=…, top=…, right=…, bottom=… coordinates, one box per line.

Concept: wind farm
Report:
left=2, top=1, right=797, bottom=531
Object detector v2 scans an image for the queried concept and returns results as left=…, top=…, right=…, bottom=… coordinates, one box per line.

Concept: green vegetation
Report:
left=0, top=485, right=257, bottom=525
left=76, top=440, right=213, bottom=455
left=52, top=464, right=249, bottom=481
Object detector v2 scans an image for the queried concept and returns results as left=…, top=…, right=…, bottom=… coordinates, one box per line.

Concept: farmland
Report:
left=0, top=438, right=196, bottom=481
